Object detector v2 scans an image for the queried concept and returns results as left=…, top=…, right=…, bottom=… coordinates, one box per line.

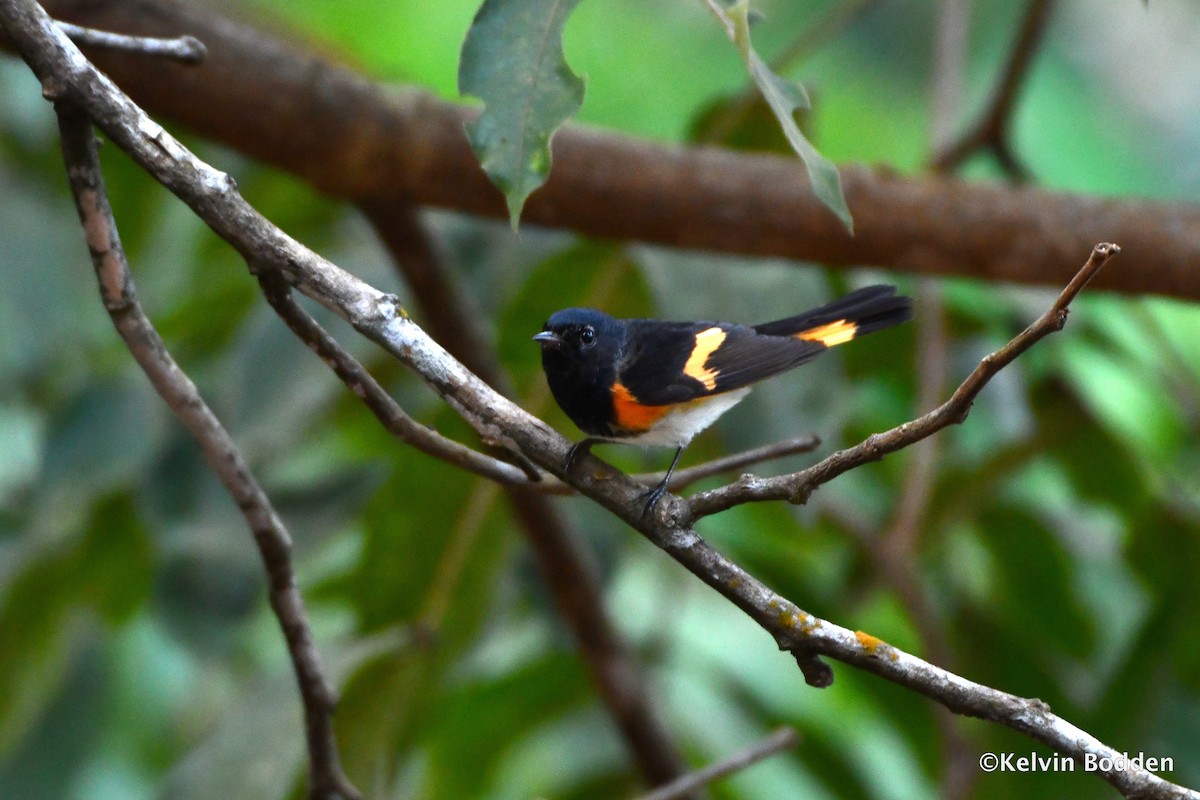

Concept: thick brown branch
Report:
left=52, top=102, right=358, bottom=800
left=27, top=0, right=1200, bottom=301
left=685, top=243, right=1118, bottom=520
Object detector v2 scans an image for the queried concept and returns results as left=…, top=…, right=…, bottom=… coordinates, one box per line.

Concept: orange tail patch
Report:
left=796, top=319, right=858, bottom=347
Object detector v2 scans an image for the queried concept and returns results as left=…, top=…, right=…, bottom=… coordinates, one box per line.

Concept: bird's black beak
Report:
left=532, top=330, right=561, bottom=348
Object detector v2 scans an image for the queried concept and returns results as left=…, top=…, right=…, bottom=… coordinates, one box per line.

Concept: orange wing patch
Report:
left=796, top=319, right=858, bottom=347
left=683, top=327, right=726, bottom=390
left=612, top=382, right=671, bottom=432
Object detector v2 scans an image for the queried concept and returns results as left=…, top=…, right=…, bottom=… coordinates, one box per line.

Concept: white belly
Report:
left=626, top=388, right=751, bottom=448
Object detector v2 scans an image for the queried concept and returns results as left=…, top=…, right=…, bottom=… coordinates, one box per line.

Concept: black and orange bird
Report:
left=533, top=285, right=913, bottom=514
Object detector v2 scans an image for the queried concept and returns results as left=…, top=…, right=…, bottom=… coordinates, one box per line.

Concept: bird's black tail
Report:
left=753, top=285, right=913, bottom=341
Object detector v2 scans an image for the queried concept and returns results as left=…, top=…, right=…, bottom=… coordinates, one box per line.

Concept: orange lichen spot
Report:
left=774, top=608, right=818, bottom=635
left=611, top=382, right=670, bottom=431
left=683, top=327, right=725, bottom=390
left=855, top=630, right=885, bottom=656
left=797, top=319, right=858, bottom=347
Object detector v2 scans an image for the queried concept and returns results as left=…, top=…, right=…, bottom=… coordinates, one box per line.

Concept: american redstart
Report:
left=533, top=285, right=913, bottom=514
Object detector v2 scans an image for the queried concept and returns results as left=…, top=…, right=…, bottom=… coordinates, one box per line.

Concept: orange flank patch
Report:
left=612, top=382, right=671, bottom=432
left=682, top=327, right=725, bottom=390
left=797, top=319, right=858, bottom=347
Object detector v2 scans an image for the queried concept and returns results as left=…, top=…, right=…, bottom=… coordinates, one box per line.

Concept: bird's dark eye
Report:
left=578, top=326, right=596, bottom=347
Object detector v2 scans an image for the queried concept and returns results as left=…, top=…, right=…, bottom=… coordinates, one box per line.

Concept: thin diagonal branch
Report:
left=685, top=243, right=1117, bottom=521
left=931, top=0, right=1055, bottom=176
left=537, top=434, right=825, bottom=495
left=52, top=101, right=358, bottom=800
left=56, top=19, right=205, bottom=63
left=633, top=727, right=800, bottom=800
left=254, top=270, right=532, bottom=485
left=8, top=5, right=1196, bottom=797
left=657, top=433, right=821, bottom=490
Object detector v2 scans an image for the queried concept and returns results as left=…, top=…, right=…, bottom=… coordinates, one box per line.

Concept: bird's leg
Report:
left=564, top=438, right=600, bottom=477
left=641, top=446, right=685, bottom=519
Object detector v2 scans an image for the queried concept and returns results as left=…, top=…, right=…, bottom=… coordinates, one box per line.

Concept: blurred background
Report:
left=2, top=1, right=1199, bottom=798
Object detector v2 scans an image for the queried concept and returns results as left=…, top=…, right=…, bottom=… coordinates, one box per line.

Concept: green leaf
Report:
left=459, top=0, right=586, bottom=227
left=708, top=0, right=853, bottom=231
left=977, top=503, right=1097, bottom=658
left=77, top=493, right=154, bottom=625
left=0, top=491, right=152, bottom=753
left=0, top=552, right=77, bottom=754
left=425, top=651, right=590, bottom=798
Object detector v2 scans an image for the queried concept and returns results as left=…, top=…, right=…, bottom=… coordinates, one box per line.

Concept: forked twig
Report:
left=539, top=434, right=824, bottom=495
left=56, top=20, right=206, bottom=63
left=685, top=243, right=1118, bottom=521
left=931, top=0, right=1055, bottom=176
left=53, top=103, right=358, bottom=800
left=255, top=269, right=534, bottom=485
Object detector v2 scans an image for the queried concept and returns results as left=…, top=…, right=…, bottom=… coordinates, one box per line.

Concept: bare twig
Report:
left=52, top=102, right=358, bottom=800
left=56, top=19, right=205, bottom=63
left=657, top=433, right=821, bottom=489
left=26, top=0, right=1200, bottom=301
left=518, top=434, right=825, bottom=495
left=254, top=270, right=532, bottom=485
left=685, top=243, right=1118, bottom=521
left=632, top=727, right=800, bottom=800
left=765, top=0, right=880, bottom=76
left=7, top=4, right=1197, bottom=797
left=931, top=0, right=1055, bottom=176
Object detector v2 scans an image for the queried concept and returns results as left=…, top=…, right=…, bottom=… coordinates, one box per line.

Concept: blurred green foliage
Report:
left=2, top=2, right=1200, bottom=799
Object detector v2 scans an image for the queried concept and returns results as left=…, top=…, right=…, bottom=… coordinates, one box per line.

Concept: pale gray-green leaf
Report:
left=459, top=0, right=585, bottom=228
left=712, top=0, right=853, bottom=231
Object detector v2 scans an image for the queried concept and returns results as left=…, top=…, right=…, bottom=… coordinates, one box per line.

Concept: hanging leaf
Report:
left=459, top=0, right=586, bottom=228
left=706, top=0, right=853, bottom=231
